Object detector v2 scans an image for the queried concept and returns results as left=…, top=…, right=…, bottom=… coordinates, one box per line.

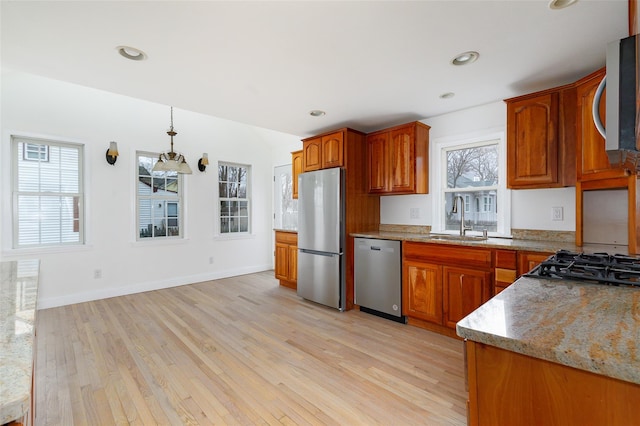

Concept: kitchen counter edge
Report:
left=456, top=276, right=640, bottom=386
left=350, top=231, right=628, bottom=254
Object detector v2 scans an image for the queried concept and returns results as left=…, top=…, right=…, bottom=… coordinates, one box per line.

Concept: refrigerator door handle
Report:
left=299, top=248, right=342, bottom=256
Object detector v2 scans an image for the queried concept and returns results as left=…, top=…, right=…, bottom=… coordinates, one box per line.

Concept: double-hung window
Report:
left=137, top=152, right=183, bottom=239
left=12, top=137, right=84, bottom=248
left=434, top=133, right=510, bottom=236
left=218, top=162, right=250, bottom=234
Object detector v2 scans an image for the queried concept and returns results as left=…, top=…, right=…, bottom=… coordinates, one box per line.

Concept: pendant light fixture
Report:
left=152, top=106, right=192, bottom=174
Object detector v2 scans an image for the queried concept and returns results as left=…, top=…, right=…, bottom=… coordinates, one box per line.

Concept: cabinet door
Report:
left=303, top=137, right=322, bottom=171
left=389, top=125, right=415, bottom=193
left=507, top=92, right=559, bottom=188
left=402, top=261, right=443, bottom=324
left=291, top=150, right=303, bottom=199
left=576, top=70, right=626, bottom=181
left=443, top=266, right=490, bottom=329
left=321, top=131, right=344, bottom=169
left=288, top=244, right=298, bottom=282
left=367, top=132, right=389, bottom=193
left=275, top=242, right=289, bottom=281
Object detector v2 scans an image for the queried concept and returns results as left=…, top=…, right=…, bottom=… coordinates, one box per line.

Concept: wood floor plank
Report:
left=35, top=270, right=467, bottom=425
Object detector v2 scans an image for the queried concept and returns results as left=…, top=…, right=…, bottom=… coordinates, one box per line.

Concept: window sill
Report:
left=213, top=232, right=255, bottom=241
left=2, top=243, right=94, bottom=257
left=130, top=237, right=189, bottom=248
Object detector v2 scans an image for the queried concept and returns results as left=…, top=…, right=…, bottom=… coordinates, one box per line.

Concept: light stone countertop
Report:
left=457, top=276, right=640, bottom=385
left=0, top=260, right=39, bottom=424
left=350, top=230, right=629, bottom=255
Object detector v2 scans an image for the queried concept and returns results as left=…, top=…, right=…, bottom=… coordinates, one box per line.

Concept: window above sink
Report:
left=431, top=130, right=511, bottom=237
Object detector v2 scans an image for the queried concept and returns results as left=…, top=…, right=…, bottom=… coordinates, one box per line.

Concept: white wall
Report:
left=380, top=101, right=576, bottom=233
left=1, top=70, right=301, bottom=308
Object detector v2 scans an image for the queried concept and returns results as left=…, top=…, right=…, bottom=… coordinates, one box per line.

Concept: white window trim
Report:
left=431, top=129, right=511, bottom=237
left=215, top=161, right=252, bottom=237
left=2, top=131, right=93, bottom=255
left=11, top=135, right=86, bottom=249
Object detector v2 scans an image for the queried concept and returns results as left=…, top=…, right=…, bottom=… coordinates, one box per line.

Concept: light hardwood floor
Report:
left=35, top=271, right=467, bottom=425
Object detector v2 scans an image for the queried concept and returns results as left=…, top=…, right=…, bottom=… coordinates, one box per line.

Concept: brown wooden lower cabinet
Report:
left=403, top=243, right=558, bottom=336
left=403, top=260, right=443, bottom=324
left=274, top=231, right=297, bottom=289
left=442, top=266, right=491, bottom=329
left=465, top=340, right=640, bottom=426
left=402, top=242, right=491, bottom=337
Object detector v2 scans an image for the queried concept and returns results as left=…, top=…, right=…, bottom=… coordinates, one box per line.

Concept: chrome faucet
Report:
left=452, top=195, right=472, bottom=236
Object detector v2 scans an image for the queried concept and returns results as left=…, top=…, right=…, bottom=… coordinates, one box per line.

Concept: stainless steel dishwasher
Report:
left=354, top=238, right=404, bottom=323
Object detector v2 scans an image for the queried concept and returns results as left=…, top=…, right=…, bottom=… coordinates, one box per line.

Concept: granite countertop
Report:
left=350, top=230, right=629, bottom=255
left=0, top=260, right=39, bottom=424
left=457, top=276, right=640, bottom=385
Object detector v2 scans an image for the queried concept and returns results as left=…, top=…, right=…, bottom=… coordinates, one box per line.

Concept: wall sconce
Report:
left=198, top=153, right=209, bottom=172
left=106, top=141, right=119, bottom=165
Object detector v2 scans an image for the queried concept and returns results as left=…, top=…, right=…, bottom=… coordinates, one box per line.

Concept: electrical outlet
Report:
left=409, top=208, right=420, bottom=219
left=94, top=269, right=102, bottom=279
left=552, top=207, right=563, bottom=221
left=209, top=256, right=214, bottom=264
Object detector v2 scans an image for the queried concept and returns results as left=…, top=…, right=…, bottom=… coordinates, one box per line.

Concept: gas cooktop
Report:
left=525, top=249, right=640, bottom=287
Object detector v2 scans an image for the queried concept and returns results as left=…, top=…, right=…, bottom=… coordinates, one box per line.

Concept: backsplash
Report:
left=379, top=224, right=575, bottom=242
left=379, top=224, right=432, bottom=234
left=510, top=229, right=575, bottom=243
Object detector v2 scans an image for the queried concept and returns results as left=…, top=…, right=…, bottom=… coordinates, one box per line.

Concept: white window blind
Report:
left=13, top=137, right=84, bottom=248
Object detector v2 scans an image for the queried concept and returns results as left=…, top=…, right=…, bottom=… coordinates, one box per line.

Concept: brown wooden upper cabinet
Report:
left=302, top=131, right=344, bottom=172
left=506, top=86, right=576, bottom=189
left=366, top=121, right=430, bottom=194
left=576, top=68, right=629, bottom=182
left=291, top=150, right=303, bottom=199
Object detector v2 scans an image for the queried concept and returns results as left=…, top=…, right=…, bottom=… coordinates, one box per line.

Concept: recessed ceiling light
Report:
left=548, top=0, right=578, bottom=10
left=116, top=46, right=147, bottom=61
left=440, top=92, right=455, bottom=99
left=309, top=110, right=326, bottom=117
left=451, top=51, right=479, bottom=66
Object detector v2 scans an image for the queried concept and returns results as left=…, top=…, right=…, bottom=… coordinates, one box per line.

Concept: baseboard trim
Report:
left=37, top=264, right=272, bottom=309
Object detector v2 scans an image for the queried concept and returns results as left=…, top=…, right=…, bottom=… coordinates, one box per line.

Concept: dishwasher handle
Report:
left=366, top=245, right=396, bottom=253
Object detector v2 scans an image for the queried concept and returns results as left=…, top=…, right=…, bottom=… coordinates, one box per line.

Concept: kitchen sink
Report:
left=427, top=233, right=488, bottom=242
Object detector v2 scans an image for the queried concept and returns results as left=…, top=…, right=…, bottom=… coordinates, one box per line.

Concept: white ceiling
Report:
left=1, top=1, right=629, bottom=138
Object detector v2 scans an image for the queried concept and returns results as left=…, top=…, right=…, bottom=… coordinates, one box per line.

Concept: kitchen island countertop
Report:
left=457, top=276, right=640, bottom=385
left=0, top=260, right=39, bottom=425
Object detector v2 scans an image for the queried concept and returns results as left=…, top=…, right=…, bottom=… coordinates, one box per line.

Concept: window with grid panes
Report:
left=218, top=163, right=250, bottom=234
left=442, top=140, right=502, bottom=233
left=12, top=137, right=84, bottom=248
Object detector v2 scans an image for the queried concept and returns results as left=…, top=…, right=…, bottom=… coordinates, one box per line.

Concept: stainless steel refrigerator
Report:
left=297, top=167, right=345, bottom=311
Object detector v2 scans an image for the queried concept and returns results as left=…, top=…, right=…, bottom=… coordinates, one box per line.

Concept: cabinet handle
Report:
left=460, top=274, right=464, bottom=292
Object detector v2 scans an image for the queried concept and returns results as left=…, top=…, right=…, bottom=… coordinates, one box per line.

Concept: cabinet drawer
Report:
left=403, top=241, right=492, bottom=269
left=494, top=249, right=517, bottom=269
left=275, top=231, right=298, bottom=245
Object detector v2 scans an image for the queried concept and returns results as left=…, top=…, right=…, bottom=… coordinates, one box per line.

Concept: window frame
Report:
left=11, top=136, right=85, bottom=249
left=217, top=161, right=251, bottom=236
left=136, top=151, right=184, bottom=241
left=431, top=131, right=511, bottom=237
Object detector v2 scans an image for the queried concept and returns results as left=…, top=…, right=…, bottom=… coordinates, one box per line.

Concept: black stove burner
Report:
left=525, top=249, right=640, bottom=287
